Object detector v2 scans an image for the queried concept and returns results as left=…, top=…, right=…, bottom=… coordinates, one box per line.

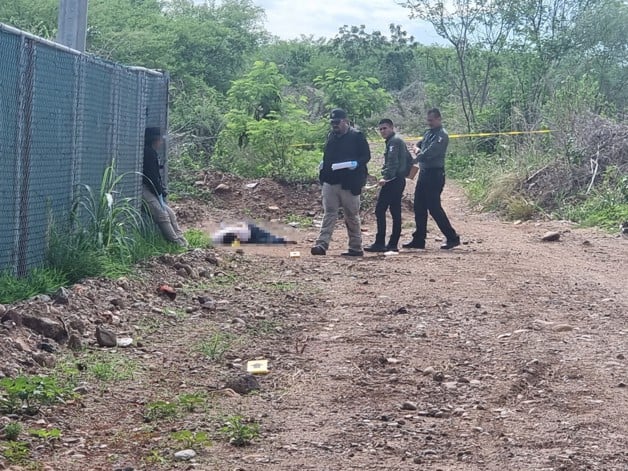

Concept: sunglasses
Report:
left=330, top=119, right=342, bottom=125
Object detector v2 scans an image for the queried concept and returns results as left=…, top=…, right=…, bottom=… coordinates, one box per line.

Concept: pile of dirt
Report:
left=174, top=170, right=323, bottom=226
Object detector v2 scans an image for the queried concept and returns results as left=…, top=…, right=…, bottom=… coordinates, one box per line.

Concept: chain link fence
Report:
left=0, top=23, right=168, bottom=276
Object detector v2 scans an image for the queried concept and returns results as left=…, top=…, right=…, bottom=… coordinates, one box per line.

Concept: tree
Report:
left=314, top=69, right=392, bottom=126
left=400, top=0, right=514, bottom=131
left=214, top=61, right=324, bottom=181
left=326, top=24, right=418, bottom=91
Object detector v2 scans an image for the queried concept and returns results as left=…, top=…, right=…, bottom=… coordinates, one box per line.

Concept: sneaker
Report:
left=364, top=243, right=387, bottom=253
left=341, top=249, right=364, bottom=257
left=385, top=245, right=399, bottom=252
left=402, top=240, right=425, bottom=249
left=310, top=245, right=326, bottom=255
left=440, top=237, right=461, bottom=250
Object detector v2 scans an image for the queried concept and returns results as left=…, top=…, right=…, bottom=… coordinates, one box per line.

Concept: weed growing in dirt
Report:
left=285, top=214, right=313, bottom=227
left=1, top=440, right=30, bottom=464
left=177, top=392, right=207, bottom=412
left=29, top=428, right=61, bottom=448
left=144, top=449, right=167, bottom=465
left=3, top=422, right=21, bottom=441
left=219, top=415, right=260, bottom=446
left=170, top=430, right=211, bottom=449
left=197, top=332, right=235, bottom=360
left=0, top=376, right=72, bottom=415
left=247, top=319, right=282, bottom=337
left=144, top=401, right=179, bottom=422
left=265, top=281, right=297, bottom=292
left=185, top=228, right=213, bottom=249
left=86, top=354, right=136, bottom=383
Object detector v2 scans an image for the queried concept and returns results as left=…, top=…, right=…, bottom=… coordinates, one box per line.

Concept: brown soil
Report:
left=1, top=178, right=627, bottom=471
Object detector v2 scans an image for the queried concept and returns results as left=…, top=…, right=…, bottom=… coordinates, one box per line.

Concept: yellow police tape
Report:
left=291, top=129, right=553, bottom=147
left=403, top=129, right=554, bottom=142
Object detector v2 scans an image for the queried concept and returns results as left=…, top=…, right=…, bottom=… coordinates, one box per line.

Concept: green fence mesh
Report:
left=0, top=24, right=169, bottom=275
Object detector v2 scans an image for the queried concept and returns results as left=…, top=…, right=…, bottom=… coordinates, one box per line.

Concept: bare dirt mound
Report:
left=174, top=170, right=324, bottom=226
left=1, top=183, right=626, bottom=471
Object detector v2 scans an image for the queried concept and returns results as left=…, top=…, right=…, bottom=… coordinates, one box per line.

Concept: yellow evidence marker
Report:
left=247, top=359, right=269, bottom=375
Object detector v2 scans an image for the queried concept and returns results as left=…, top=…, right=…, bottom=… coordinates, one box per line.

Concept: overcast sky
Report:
left=252, top=0, right=446, bottom=44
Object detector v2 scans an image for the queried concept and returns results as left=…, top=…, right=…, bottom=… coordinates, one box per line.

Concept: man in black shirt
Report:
left=142, top=127, right=187, bottom=246
left=311, top=109, right=371, bottom=256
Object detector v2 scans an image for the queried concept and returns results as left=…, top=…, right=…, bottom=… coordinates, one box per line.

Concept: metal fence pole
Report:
left=57, top=0, right=88, bottom=52
left=14, top=36, right=35, bottom=277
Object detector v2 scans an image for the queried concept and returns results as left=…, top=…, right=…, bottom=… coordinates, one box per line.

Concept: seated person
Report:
left=142, top=127, right=187, bottom=246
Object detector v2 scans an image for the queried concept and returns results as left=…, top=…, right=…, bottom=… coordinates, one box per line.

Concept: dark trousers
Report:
left=412, top=168, right=457, bottom=242
left=375, top=177, right=406, bottom=247
left=248, top=224, right=286, bottom=244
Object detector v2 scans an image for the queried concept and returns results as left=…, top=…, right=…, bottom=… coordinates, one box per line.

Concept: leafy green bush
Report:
left=213, top=61, right=326, bottom=182
left=170, top=429, right=211, bottom=449
left=314, top=68, right=392, bottom=125
left=0, top=376, right=72, bottom=415
left=220, top=415, right=260, bottom=446
left=3, top=422, right=22, bottom=441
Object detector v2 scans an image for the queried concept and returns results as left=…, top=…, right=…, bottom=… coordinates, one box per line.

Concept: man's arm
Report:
left=417, top=132, right=449, bottom=164
left=356, top=131, right=371, bottom=165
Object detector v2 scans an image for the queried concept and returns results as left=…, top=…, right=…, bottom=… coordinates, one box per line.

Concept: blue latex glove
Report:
left=348, top=160, right=358, bottom=170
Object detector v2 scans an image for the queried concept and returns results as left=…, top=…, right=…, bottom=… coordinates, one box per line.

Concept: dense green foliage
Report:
left=1, top=0, right=626, bottom=228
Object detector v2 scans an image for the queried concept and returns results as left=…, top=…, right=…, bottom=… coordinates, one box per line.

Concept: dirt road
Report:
left=7, top=183, right=627, bottom=471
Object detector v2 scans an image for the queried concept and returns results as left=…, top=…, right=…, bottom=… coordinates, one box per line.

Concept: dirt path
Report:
left=6, top=183, right=627, bottom=471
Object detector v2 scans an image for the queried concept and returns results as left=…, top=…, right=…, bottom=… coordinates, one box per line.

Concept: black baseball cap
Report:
left=329, top=109, right=347, bottom=122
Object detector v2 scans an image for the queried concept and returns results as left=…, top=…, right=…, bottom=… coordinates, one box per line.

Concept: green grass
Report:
left=0, top=268, right=67, bottom=304
left=563, top=199, right=628, bottom=230
left=1, top=440, right=30, bottom=464
left=197, top=332, right=235, bottom=360
left=86, top=353, right=137, bottom=383
left=285, top=214, right=313, bottom=227
left=220, top=415, right=260, bottom=446
left=561, top=168, right=627, bottom=230
left=1, top=164, right=185, bottom=305
left=144, top=400, right=179, bottom=422
left=3, top=423, right=22, bottom=441
left=247, top=319, right=282, bottom=337
left=264, top=281, right=297, bottom=292
left=185, top=228, right=212, bottom=249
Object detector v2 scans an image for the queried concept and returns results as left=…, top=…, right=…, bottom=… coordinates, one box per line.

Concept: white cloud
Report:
left=253, top=0, right=446, bottom=44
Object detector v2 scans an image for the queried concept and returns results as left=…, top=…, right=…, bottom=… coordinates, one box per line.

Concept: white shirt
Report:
left=212, top=223, right=251, bottom=244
